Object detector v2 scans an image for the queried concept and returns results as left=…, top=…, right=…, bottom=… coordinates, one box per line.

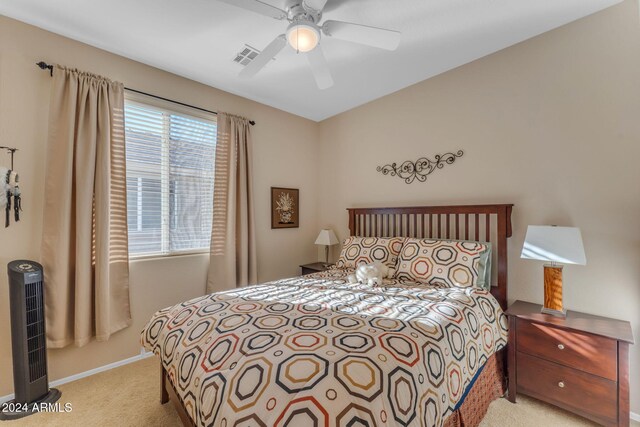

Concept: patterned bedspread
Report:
left=141, top=269, right=508, bottom=427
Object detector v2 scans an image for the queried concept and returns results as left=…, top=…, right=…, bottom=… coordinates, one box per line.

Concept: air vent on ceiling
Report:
left=233, top=45, right=262, bottom=66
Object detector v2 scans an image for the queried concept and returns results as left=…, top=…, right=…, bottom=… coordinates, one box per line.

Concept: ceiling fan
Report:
left=218, top=0, right=401, bottom=89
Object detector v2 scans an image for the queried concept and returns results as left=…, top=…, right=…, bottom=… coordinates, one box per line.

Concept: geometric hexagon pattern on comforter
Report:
left=141, top=268, right=508, bottom=427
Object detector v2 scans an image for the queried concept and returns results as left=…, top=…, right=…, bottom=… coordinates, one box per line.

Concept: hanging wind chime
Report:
left=0, top=146, right=21, bottom=227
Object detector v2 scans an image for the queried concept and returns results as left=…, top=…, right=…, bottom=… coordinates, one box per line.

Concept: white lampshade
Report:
left=521, top=225, right=586, bottom=265
left=315, top=229, right=339, bottom=246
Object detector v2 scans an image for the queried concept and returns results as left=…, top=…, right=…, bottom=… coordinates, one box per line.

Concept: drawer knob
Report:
left=558, top=381, right=565, bottom=388
left=557, top=344, right=565, bottom=350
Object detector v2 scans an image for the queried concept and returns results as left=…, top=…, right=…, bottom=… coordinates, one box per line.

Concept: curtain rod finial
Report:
left=36, top=61, right=53, bottom=76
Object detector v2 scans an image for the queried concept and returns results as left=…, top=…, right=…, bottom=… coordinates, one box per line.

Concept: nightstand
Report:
left=300, top=262, right=330, bottom=276
left=506, top=300, right=634, bottom=426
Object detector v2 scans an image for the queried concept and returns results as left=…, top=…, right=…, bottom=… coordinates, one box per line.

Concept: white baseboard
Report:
left=631, top=411, right=640, bottom=423
left=0, top=348, right=154, bottom=404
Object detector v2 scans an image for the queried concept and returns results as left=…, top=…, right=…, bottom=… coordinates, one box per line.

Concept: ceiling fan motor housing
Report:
left=285, top=0, right=322, bottom=23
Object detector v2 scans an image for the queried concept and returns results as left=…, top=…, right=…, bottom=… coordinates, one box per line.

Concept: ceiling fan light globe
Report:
left=286, top=23, right=320, bottom=53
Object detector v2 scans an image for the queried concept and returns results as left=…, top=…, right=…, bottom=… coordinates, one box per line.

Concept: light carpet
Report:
left=3, top=356, right=636, bottom=426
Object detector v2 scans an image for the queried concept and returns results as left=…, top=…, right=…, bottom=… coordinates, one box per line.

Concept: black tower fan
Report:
left=0, top=261, right=60, bottom=420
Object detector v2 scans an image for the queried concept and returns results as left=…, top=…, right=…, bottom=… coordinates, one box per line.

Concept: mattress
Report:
left=141, top=268, right=508, bottom=427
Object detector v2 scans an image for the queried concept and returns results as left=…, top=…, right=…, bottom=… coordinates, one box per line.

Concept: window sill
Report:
left=129, top=250, right=208, bottom=262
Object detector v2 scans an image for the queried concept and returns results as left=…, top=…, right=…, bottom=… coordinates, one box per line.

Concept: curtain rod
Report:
left=35, top=61, right=256, bottom=126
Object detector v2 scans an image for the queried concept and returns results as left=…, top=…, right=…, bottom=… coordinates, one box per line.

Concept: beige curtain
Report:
left=41, top=65, right=131, bottom=348
left=208, top=113, right=257, bottom=293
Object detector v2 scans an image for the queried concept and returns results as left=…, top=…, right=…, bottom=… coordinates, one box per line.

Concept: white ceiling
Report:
left=0, top=0, right=621, bottom=121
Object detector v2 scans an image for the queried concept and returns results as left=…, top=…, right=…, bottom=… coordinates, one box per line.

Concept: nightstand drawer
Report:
left=517, top=352, right=617, bottom=425
left=516, top=318, right=617, bottom=380
left=301, top=267, right=317, bottom=275
left=300, top=263, right=330, bottom=276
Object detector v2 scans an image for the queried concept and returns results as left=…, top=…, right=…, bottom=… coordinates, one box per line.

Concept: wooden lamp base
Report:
left=542, top=264, right=566, bottom=317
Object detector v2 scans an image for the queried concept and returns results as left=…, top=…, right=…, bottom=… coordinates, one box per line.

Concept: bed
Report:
left=142, top=204, right=514, bottom=427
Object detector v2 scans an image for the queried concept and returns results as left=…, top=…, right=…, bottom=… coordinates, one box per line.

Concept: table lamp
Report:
left=315, top=229, right=339, bottom=266
left=521, top=225, right=586, bottom=317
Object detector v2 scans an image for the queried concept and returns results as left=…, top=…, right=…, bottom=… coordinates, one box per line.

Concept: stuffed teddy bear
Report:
left=348, top=262, right=394, bottom=287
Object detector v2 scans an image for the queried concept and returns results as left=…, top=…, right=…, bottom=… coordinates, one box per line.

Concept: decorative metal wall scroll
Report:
left=376, top=150, right=464, bottom=184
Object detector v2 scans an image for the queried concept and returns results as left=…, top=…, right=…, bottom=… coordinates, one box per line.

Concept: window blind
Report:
left=124, top=99, right=216, bottom=257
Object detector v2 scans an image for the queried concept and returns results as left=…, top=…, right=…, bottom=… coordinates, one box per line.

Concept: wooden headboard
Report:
left=347, top=204, right=513, bottom=310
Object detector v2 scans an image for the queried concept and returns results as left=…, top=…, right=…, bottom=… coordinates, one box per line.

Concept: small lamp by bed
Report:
left=521, top=225, right=586, bottom=317
left=315, top=229, right=339, bottom=267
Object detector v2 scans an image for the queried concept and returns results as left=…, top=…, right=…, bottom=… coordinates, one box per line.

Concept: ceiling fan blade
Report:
left=322, top=20, right=401, bottom=51
left=217, top=0, right=287, bottom=20
left=302, top=0, right=328, bottom=13
left=239, top=35, right=287, bottom=78
left=306, top=46, right=334, bottom=90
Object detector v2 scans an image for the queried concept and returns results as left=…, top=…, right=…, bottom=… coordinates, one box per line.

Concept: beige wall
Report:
left=0, top=16, right=319, bottom=396
left=318, top=0, right=640, bottom=414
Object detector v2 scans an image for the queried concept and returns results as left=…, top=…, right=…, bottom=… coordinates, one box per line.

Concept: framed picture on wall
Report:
left=271, top=187, right=299, bottom=229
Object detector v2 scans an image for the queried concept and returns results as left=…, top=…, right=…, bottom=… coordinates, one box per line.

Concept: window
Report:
left=124, top=96, right=216, bottom=257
